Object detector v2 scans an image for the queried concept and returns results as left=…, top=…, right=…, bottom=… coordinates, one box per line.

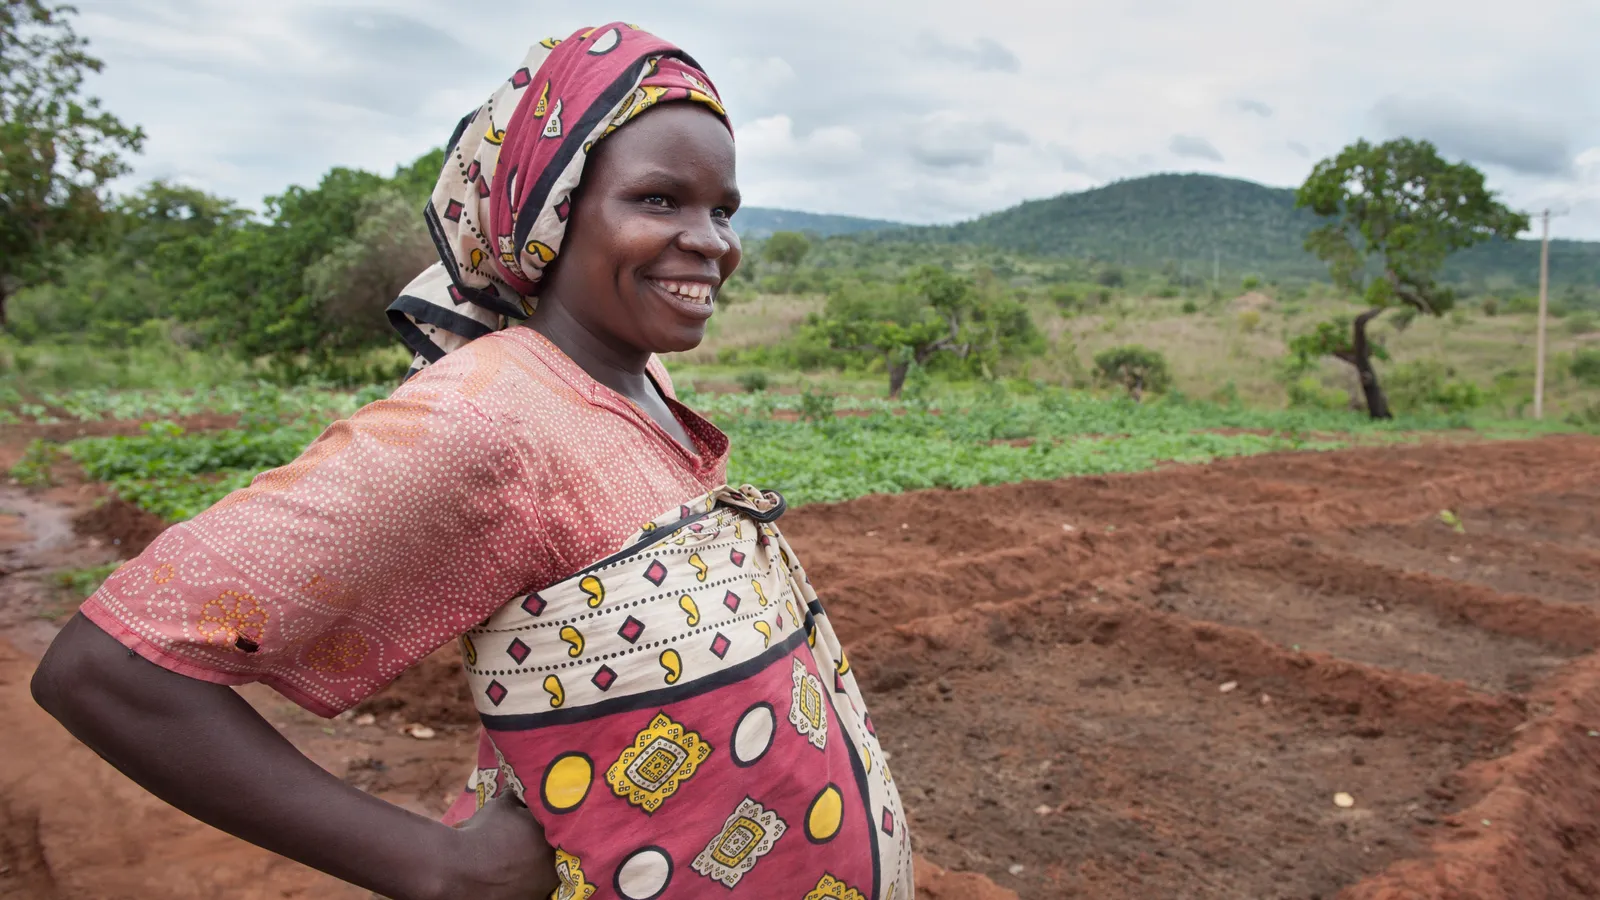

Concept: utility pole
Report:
left=1534, top=209, right=1551, bottom=419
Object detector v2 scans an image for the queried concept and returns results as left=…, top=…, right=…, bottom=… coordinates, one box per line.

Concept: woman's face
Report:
left=542, top=103, right=742, bottom=356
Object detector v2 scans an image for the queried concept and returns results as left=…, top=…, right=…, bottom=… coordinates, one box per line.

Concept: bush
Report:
left=1095, top=266, right=1125, bottom=288
left=1286, top=375, right=1349, bottom=410
left=1480, top=296, right=1499, bottom=316
left=1572, top=348, right=1600, bottom=387
left=1236, top=310, right=1262, bottom=332
left=1385, top=360, right=1483, bottom=413
left=1565, top=312, right=1597, bottom=335
left=1048, top=286, right=1080, bottom=312
left=1093, top=345, right=1172, bottom=400
left=1181, top=299, right=1198, bottom=314
left=1241, top=275, right=1262, bottom=291
left=736, top=370, right=771, bottom=393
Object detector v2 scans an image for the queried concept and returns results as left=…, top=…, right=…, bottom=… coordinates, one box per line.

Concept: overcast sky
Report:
left=74, top=0, right=1600, bottom=239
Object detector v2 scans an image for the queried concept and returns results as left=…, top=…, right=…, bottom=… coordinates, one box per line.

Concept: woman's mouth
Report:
left=646, top=278, right=716, bottom=313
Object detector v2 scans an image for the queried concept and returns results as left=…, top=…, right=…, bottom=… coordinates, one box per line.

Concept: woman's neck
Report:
left=524, top=302, right=653, bottom=398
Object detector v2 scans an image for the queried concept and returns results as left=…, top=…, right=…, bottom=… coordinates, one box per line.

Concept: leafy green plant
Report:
left=9, top=439, right=62, bottom=487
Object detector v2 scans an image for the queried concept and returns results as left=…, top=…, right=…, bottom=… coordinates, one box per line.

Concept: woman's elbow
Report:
left=31, top=614, right=117, bottom=725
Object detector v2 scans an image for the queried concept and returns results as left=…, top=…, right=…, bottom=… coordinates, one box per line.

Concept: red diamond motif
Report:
left=465, top=161, right=481, bottom=182
left=723, top=591, right=741, bottom=612
left=690, top=523, right=704, bottom=533
left=506, top=638, right=531, bottom=664
left=443, top=199, right=464, bottom=222
left=485, top=680, right=508, bottom=706
left=679, top=505, right=692, bottom=519
left=555, top=197, right=571, bottom=221
left=881, top=809, right=895, bottom=836
left=710, top=633, right=731, bottom=658
left=776, top=613, right=784, bottom=630
left=617, top=616, right=645, bottom=643
left=643, top=560, right=667, bottom=586
left=476, top=177, right=490, bottom=198
left=865, top=714, right=876, bottom=736
left=521, top=593, right=547, bottom=617
left=448, top=284, right=467, bottom=305
left=729, top=548, right=746, bottom=567
left=591, top=665, right=617, bottom=691
left=835, top=672, right=846, bottom=693
left=510, top=67, right=531, bottom=88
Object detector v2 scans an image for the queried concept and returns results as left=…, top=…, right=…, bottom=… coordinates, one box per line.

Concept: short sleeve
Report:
left=79, top=369, right=553, bottom=718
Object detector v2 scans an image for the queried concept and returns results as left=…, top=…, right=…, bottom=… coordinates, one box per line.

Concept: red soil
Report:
left=2, top=435, right=1599, bottom=898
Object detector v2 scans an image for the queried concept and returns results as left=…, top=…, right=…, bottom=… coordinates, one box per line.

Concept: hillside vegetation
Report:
left=856, top=173, right=1600, bottom=289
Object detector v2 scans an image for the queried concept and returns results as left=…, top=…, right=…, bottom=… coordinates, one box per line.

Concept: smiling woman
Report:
left=32, top=20, right=912, bottom=900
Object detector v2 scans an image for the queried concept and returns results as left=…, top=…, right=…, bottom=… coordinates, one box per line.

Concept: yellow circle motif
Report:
left=306, top=631, right=368, bottom=673
left=806, top=784, right=844, bottom=843
left=542, top=753, right=593, bottom=813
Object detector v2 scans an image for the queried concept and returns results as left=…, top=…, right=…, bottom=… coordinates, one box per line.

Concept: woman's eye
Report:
left=712, top=206, right=733, bottom=220
left=643, top=195, right=672, bottom=207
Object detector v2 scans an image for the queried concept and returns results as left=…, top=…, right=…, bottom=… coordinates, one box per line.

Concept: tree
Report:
left=1294, top=138, right=1528, bottom=418
left=0, top=1, right=144, bottom=327
left=763, top=230, right=810, bottom=292
left=813, top=265, right=1039, bottom=398
left=1094, top=345, right=1171, bottom=401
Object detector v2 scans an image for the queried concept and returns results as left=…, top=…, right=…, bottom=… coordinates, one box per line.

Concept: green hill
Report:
left=733, top=207, right=905, bottom=239
left=874, top=173, right=1600, bottom=290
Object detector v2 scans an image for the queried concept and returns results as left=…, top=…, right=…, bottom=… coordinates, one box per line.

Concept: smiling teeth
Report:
left=653, top=280, right=714, bottom=305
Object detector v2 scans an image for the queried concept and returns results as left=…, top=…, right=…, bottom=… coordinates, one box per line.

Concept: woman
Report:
left=31, top=23, right=912, bottom=900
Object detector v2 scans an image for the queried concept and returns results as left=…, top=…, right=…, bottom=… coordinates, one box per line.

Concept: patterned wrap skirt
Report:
left=457, top=485, right=913, bottom=900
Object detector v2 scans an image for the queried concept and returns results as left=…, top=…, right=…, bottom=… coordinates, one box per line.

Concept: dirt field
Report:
left=2, top=435, right=1598, bottom=898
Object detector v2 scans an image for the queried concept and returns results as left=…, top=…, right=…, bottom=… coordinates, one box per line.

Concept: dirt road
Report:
left=3, top=435, right=1598, bottom=898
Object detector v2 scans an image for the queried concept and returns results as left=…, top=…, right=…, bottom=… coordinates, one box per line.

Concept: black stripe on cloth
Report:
left=444, top=109, right=475, bottom=157
left=477, top=626, right=808, bottom=731
left=825, top=674, right=882, bottom=896
left=421, top=204, right=529, bottom=321
left=385, top=306, right=448, bottom=364
left=388, top=293, right=496, bottom=342
left=511, top=49, right=696, bottom=255
left=570, top=508, right=717, bottom=580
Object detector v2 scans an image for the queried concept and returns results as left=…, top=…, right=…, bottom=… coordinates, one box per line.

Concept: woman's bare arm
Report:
left=31, top=614, right=556, bottom=900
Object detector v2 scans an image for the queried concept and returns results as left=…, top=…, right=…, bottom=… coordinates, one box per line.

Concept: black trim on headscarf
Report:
left=385, top=306, right=449, bottom=365
left=422, top=203, right=530, bottom=321
left=388, top=293, right=497, bottom=342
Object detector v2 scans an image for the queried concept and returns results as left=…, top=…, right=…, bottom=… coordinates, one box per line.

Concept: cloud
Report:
left=1370, top=95, right=1573, bottom=176
left=1236, top=98, right=1274, bottom=117
left=1170, top=135, right=1225, bottom=162
left=916, top=33, right=1021, bottom=73
left=67, top=0, right=1600, bottom=238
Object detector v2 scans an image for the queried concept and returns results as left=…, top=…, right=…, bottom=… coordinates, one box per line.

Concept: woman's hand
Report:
left=439, top=791, right=559, bottom=900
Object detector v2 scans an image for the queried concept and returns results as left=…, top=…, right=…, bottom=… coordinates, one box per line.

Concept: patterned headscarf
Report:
left=386, top=23, right=730, bottom=377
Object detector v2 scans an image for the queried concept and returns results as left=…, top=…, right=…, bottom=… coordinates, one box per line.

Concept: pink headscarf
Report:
left=387, top=23, right=730, bottom=376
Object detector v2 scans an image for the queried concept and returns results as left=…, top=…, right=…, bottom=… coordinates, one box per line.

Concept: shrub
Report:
left=1386, top=360, right=1483, bottom=413
left=736, top=370, right=771, bottom=393
left=1565, top=312, right=1597, bottom=335
left=1181, top=299, right=1198, bottom=314
left=1241, top=275, right=1262, bottom=291
left=1286, top=376, right=1349, bottom=410
left=1093, top=345, right=1171, bottom=401
left=1096, top=266, right=1125, bottom=288
left=1236, top=310, right=1262, bottom=332
left=1048, top=286, right=1079, bottom=312
left=1480, top=296, right=1499, bottom=316
left=1571, top=349, right=1600, bottom=387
